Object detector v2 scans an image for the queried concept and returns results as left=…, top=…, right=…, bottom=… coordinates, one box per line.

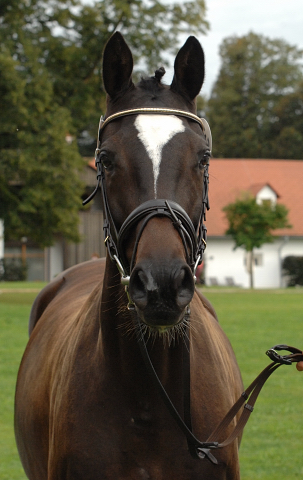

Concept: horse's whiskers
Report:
left=116, top=304, right=129, bottom=316
left=131, top=315, right=193, bottom=349
left=116, top=319, right=137, bottom=339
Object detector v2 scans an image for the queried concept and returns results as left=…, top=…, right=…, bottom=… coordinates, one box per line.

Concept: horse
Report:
left=15, top=32, right=243, bottom=479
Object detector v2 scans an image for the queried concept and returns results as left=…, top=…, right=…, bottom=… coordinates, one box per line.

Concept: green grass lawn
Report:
left=205, top=289, right=303, bottom=479
left=0, top=288, right=38, bottom=480
left=0, top=281, right=47, bottom=291
left=1, top=285, right=302, bottom=479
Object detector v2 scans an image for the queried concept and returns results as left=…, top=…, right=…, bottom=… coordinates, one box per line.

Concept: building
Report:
left=204, top=159, right=303, bottom=288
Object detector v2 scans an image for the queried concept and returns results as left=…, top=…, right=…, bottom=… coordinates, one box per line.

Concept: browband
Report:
left=97, top=107, right=212, bottom=152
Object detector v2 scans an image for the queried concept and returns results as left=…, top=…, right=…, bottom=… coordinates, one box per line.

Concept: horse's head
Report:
left=98, top=32, right=211, bottom=331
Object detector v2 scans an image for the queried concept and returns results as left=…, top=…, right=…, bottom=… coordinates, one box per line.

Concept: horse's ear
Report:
left=102, top=32, right=134, bottom=99
left=170, top=37, right=205, bottom=101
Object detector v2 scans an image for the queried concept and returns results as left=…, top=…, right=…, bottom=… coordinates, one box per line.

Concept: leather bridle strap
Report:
left=97, top=107, right=208, bottom=136
left=133, top=315, right=220, bottom=464
left=117, top=199, right=199, bottom=275
left=83, top=107, right=212, bottom=282
left=206, top=345, right=303, bottom=447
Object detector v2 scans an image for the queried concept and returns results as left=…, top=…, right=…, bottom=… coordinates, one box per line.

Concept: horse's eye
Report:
left=100, top=152, right=114, bottom=171
left=198, top=150, right=210, bottom=170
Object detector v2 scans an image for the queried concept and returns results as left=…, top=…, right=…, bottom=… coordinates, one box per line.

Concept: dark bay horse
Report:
left=15, top=33, right=243, bottom=479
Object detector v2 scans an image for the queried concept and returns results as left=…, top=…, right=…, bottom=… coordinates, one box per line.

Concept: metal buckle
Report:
left=113, top=255, right=130, bottom=285
left=266, top=346, right=293, bottom=365
left=196, top=446, right=218, bottom=464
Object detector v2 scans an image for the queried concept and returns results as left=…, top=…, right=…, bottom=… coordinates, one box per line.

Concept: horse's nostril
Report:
left=174, top=266, right=195, bottom=309
left=129, top=269, right=149, bottom=309
left=129, top=263, right=195, bottom=318
left=173, top=267, right=186, bottom=289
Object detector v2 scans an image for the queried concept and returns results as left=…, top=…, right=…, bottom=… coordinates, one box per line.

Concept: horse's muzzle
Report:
left=128, top=260, right=195, bottom=328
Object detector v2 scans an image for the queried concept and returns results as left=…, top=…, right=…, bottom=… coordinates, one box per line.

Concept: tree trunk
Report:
left=249, top=249, right=254, bottom=289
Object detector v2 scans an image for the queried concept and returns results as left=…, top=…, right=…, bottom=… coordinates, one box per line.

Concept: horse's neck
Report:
left=100, top=256, right=184, bottom=403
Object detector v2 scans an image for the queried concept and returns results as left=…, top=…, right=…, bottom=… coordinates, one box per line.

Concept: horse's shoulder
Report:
left=195, top=288, right=219, bottom=322
left=29, top=259, right=106, bottom=335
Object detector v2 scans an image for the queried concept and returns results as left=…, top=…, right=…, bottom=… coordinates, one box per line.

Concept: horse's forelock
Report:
left=137, top=75, right=167, bottom=94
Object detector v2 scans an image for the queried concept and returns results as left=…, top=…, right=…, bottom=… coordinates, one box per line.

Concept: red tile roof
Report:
left=87, top=158, right=303, bottom=237
left=206, top=159, right=303, bottom=237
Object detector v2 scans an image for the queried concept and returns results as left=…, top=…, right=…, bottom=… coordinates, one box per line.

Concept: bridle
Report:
left=82, top=107, right=216, bottom=459
left=83, top=107, right=212, bottom=293
left=83, top=108, right=303, bottom=464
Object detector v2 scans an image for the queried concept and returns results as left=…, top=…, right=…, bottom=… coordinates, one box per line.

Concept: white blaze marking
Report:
left=134, top=115, right=185, bottom=197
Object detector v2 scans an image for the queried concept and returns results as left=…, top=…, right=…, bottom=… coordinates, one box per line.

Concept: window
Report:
left=253, top=253, right=263, bottom=266
left=244, top=252, right=263, bottom=269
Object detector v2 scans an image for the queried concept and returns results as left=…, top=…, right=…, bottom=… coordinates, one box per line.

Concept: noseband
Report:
left=83, top=107, right=212, bottom=291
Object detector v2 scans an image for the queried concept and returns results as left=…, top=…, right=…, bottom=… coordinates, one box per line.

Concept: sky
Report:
left=83, top=0, right=303, bottom=97
left=192, top=0, right=303, bottom=97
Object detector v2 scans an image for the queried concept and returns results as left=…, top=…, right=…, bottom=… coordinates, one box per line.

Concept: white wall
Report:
left=253, top=242, right=281, bottom=288
left=46, top=240, right=64, bottom=281
left=205, top=237, right=248, bottom=287
left=205, top=236, right=303, bottom=289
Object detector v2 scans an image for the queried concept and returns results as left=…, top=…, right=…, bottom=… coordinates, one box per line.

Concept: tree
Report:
left=1, top=0, right=209, bottom=154
left=0, top=46, right=84, bottom=247
left=268, top=80, right=303, bottom=159
left=223, top=194, right=291, bottom=288
left=0, top=0, right=209, bottom=245
left=207, top=32, right=303, bottom=158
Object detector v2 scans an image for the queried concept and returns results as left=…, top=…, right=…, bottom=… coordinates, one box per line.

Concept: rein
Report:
left=134, top=333, right=303, bottom=463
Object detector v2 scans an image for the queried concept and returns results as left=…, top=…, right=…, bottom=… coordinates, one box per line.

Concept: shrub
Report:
left=282, top=256, right=303, bottom=286
left=0, top=258, right=27, bottom=281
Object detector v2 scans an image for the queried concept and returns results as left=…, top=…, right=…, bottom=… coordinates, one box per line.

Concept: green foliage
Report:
left=270, top=80, right=303, bottom=158
left=223, top=194, right=291, bottom=252
left=207, top=32, right=303, bottom=158
left=0, top=3, right=84, bottom=246
left=1, top=0, right=209, bottom=144
left=0, top=259, right=27, bottom=281
left=0, top=0, right=209, bottom=244
left=282, top=256, right=303, bottom=286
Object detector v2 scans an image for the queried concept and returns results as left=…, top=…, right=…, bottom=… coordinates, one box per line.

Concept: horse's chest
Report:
left=53, top=396, right=220, bottom=480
